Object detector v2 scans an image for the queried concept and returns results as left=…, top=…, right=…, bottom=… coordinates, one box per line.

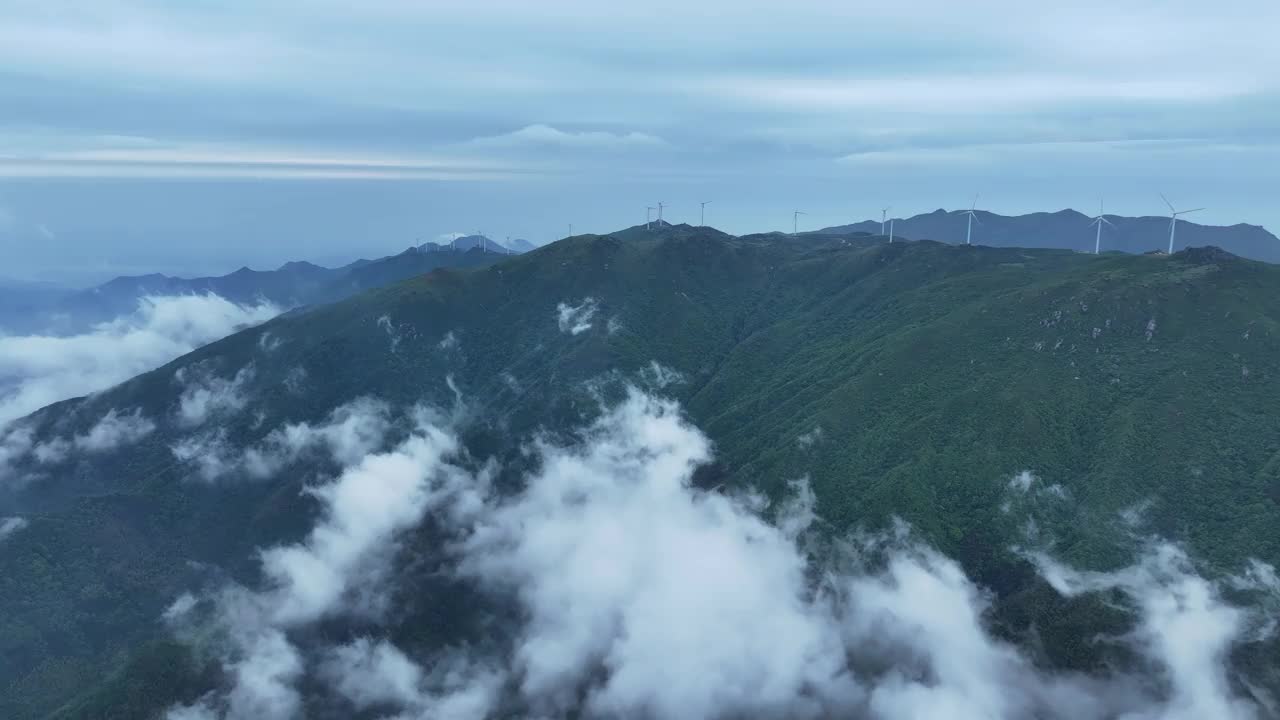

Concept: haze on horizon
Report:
left=1, top=0, right=1278, bottom=285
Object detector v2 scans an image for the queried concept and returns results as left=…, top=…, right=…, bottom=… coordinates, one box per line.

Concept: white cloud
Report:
left=165, top=401, right=490, bottom=720
left=76, top=408, right=156, bottom=451
left=166, top=389, right=1274, bottom=720
left=0, top=424, right=34, bottom=482
left=163, top=592, right=199, bottom=622
left=173, top=397, right=392, bottom=483
left=556, top=297, right=598, bottom=335
left=0, top=516, right=29, bottom=542
left=176, top=364, right=255, bottom=427
left=257, top=332, right=282, bottom=354
left=258, top=408, right=482, bottom=625
left=242, top=397, right=392, bottom=479
left=321, top=639, right=503, bottom=720
left=1029, top=542, right=1270, bottom=720
left=0, top=294, right=279, bottom=428
left=281, top=366, right=306, bottom=395
left=638, top=361, right=685, bottom=389
left=1008, top=469, right=1036, bottom=493
left=171, top=430, right=237, bottom=483
left=465, top=124, right=668, bottom=151
left=27, top=407, right=156, bottom=467
left=1, top=408, right=153, bottom=480
left=796, top=426, right=824, bottom=449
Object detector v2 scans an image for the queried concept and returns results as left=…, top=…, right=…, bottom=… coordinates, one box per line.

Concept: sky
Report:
left=1, top=0, right=1278, bottom=285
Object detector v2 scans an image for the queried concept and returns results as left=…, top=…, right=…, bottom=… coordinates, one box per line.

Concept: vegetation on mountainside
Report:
left=3, top=227, right=1279, bottom=717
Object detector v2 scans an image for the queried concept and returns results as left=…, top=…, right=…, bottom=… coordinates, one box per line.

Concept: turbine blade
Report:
left=1160, top=193, right=1175, bottom=212
left=1103, top=218, right=1116, bottom=227
left=1181, top=207, right=1206, bottom=214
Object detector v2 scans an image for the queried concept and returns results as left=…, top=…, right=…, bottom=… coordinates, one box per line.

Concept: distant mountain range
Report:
left=820, top=209, right=1280, bottom=263
left=0, top=236, right=536, bottom=335
left=417, top=235, right=534, bottom=254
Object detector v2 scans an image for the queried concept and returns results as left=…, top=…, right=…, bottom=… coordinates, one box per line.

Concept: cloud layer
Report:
left=165, top=389, right=1276, bottom=720
left=0, top=294, right=279, bottom=427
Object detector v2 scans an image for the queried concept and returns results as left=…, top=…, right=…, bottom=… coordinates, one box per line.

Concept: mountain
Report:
left=0, top=279, right=73, bottom=327
left=507, top=237, right=538, bottom=252
left=418, top=235, right=521, bottom=255
left=820, top=208, right=1280, bottom=263
left=0, top=248, right=508, bottom=335
left=3, top=226, right=1280, bottom=717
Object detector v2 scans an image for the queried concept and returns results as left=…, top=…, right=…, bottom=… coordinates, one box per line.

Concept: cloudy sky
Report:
left=1, top=0, right=1278, bottom=284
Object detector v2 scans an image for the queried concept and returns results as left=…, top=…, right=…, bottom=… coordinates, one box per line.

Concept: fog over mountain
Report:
left=0, top=294, right=280, bottom=427
left=2, top=226, right=1279, bottom=718
left=160, top=389, right=1278, bottom=720
left=3, top=1, right=1280, bottom=717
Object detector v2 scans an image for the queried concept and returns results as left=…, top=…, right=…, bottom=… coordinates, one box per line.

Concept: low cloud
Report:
left=2, top=408, right=155, bottom=479
left=166, top=401, right=490, bottom=719
left=172, top=397, right=393, bottom=483
left=0, top=294, right=279, bottom=427
left=796, top=426, right=824, bottom=448
left=0, top=516, right=28, bottom=542
left=556, top=297, right=598, bottom=335
left=1029, top=542, right=1276, bottom=719
left=166, top=390, right=1275, bottom=720
left=0, top=424, right=34, bottom=482
left=76, top=408, right=156, bottom=450
left=176, top=364, right=255, bottom=427
left=638, top=361, right=685, bottom=389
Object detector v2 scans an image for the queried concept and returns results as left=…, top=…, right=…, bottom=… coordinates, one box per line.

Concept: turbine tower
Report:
left=1089, top=200, right=1114, bottom=255
left=1161, top=193, right=1204, bottom=254
left=657, top=202, right=666, bottom=224
left=889, top=218, right=896, bottom=244
left=646, top=206, right=655, bottom=230
left=881, top=206, right=892, bottom=236
left=793, top=210, right=806, bottom=236
left=962, top=195, right=981, bottom=245
left=700, top=201, right=712, bottom=227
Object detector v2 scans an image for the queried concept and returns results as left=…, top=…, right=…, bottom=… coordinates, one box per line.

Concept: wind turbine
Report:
left=961, top=195, right=981, bottom=245
left=646, top=206, right=655, bottom=230
left=569, top=223, right=574, bottom=238
left=793, top=210, right=806, bottom=236
left=881, top=206, right=892, bottom=236
left=1089, top=200, right=1114, bottom=255
left=700, top=201, right=712, bottom=227
left=889, top=218, right=896, bottom=243
left=657, top=202, right=666, bottom=224
left=1161, top=193, right=1204, bottom=254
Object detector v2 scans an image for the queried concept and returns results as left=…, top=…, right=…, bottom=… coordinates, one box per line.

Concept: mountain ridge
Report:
left=3, top=225, right=1279, bottom=717
left=820, top=208, right=1280, bottom=262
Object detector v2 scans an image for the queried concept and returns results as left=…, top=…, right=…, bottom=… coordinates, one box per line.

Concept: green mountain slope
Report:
left=2, top=227, right=1279, bottom=717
